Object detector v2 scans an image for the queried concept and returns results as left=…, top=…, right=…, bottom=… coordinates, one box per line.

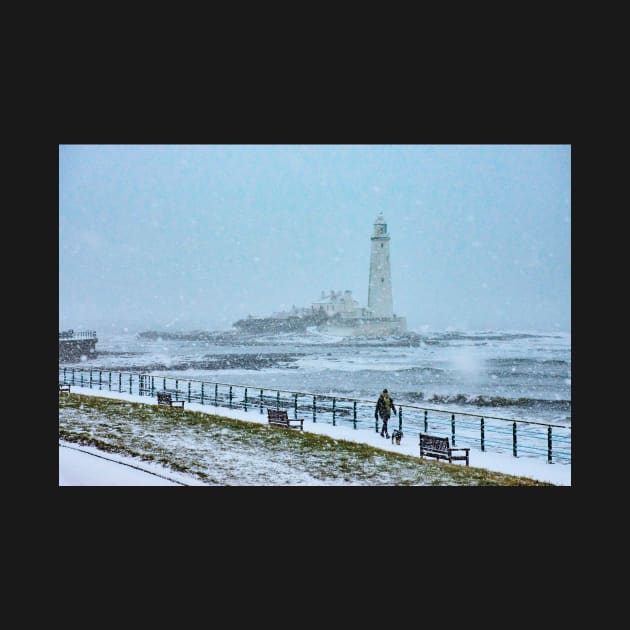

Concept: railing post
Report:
left=215, top=383, right=218, bottom=406
left=513, top=422, right=518, bottom=457
left=57, top=372, right=569, bottom=462
left=163, top=377, right=166, bottom=391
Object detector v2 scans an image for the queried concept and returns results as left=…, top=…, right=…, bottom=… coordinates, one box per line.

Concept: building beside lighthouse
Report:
left=233, top=213, right=407, bottom=337
left=313, top=212, right=406, bottom=336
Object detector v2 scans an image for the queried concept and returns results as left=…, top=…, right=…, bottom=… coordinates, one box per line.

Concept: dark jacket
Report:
left=375, top=393, right=396, bottom=419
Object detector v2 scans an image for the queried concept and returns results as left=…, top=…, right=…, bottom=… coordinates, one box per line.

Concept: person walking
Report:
left=375, top=388, right=396, bottom=438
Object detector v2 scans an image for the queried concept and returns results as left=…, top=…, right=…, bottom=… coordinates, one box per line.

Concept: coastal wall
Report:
left=318, top=317, right=407, bottom=337
left=59, top=338, right=98, bottom=361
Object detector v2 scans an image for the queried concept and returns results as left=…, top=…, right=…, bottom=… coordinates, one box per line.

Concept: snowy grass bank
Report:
left=59, top=392, right=555, bottom=486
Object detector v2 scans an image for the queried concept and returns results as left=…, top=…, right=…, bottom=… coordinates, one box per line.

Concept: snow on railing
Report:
left=58, top=366, right=572, bottom=465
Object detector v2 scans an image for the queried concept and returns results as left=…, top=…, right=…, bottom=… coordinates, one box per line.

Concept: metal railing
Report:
left=59, top=330, right=97, bottom=340
left=59, top=366, right=572, bottom=464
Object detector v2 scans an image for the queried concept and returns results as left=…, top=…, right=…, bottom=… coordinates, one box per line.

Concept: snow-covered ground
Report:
left=59, top=442, right=204, bottom=486
left=59, top=386, right=570, bottom=486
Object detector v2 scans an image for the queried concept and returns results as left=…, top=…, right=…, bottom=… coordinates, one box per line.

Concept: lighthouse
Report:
left=310, top=213, right=406, bottom=336
left=368, top=212, right=394, bottom=318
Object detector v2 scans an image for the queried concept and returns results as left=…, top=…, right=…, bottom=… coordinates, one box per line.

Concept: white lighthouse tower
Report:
left=368, top=212, right=394, bottom=318
left=312, top=212, right=405, bottom=336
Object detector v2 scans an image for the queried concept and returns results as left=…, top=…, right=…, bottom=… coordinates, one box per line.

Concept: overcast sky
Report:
left=59, top=144, right=571, bottom=333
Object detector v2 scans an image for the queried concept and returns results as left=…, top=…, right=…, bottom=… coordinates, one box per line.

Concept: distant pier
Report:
left=59, top=330, right=98, bottom=361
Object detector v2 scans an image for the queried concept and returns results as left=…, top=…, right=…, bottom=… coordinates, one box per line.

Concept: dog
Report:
left=391, top=429, right=403, bottom=445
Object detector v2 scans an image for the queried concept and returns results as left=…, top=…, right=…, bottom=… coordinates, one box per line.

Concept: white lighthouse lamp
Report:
left=374, top=213, right=387, bottom=236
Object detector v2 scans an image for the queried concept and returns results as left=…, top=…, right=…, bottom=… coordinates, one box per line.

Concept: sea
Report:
left=60, top=327, right=571, bottom=428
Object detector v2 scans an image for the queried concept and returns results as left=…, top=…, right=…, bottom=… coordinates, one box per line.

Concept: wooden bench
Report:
left=157, top=391, right=185, bottom=408
left=419, top=433, right=470, bottom=466
left=59, top=383, right=71, bottom=393
left=267, top=408, right=304, bottom=431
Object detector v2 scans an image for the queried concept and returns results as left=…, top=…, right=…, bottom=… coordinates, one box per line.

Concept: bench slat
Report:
left=267, top=409, right=303, bottom=430
left=157, top=392, right=185, bottom=408
left=419, top=433, right=469, bottom=466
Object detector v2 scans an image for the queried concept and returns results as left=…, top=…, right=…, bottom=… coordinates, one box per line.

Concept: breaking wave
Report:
left=400, top=392, right=571, bottom=412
